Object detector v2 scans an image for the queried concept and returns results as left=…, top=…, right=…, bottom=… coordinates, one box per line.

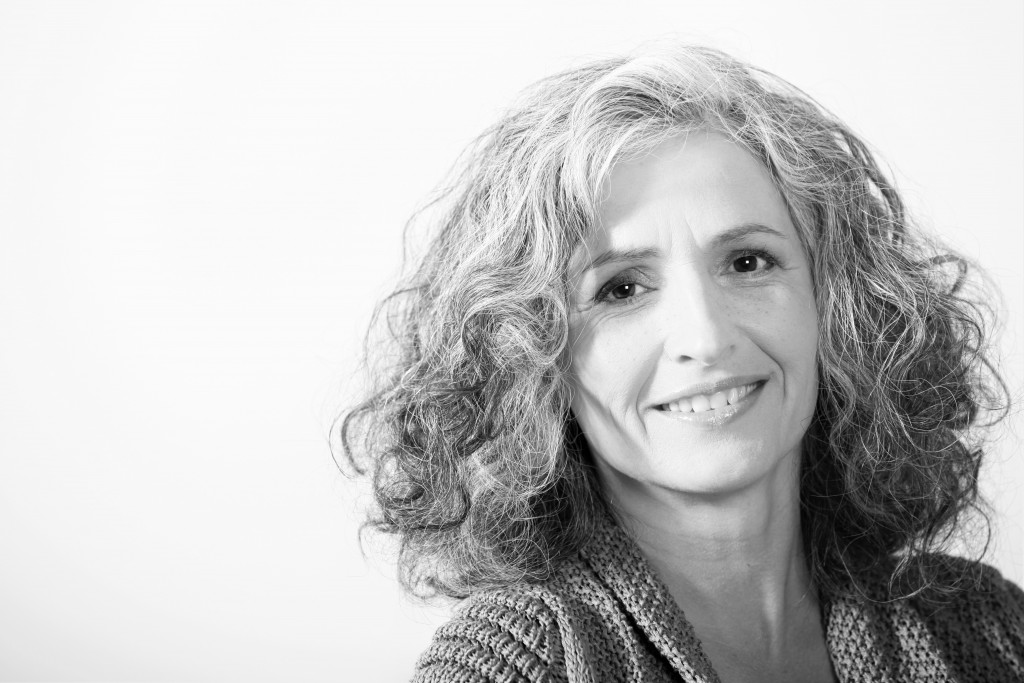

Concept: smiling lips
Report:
left=657, top=381, right=762, bottom=414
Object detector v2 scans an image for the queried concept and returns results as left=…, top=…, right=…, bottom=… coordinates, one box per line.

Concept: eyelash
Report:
left=593, top=249, right=780, bottom=304
left=729, top=248, right=780, bottom=276
left=594, top=274, right=648, bottom=304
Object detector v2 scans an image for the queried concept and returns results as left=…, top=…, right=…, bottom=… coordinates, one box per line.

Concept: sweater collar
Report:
left=578, top=508, right=722, bottom=683
left=579, top=509, right=956, bottom=682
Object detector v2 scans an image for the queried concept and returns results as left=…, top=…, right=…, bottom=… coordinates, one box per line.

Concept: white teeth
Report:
left=690, top=394, right=711, bottom=413
left=667, top=398, right=692, bottom=412
left=661, top=382, right=759, bottom=412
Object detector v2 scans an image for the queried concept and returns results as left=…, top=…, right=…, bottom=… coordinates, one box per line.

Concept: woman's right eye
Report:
left=596, top=278, right=649, bottom=304
left=610, top=283, right=638, bottom=299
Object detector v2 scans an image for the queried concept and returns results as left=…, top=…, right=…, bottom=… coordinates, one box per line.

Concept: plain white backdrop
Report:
left=1, top=1, right=1021, bottom=681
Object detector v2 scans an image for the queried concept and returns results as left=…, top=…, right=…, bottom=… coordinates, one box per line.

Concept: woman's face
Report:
left=567, top=131, right=818, bottom=499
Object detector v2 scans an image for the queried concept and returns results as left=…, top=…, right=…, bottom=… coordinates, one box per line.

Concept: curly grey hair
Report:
left=340, top=44, right=1008, bottom=602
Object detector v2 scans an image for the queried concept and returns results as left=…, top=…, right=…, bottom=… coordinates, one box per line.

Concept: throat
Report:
left=692, top=596, right=835, bottom=683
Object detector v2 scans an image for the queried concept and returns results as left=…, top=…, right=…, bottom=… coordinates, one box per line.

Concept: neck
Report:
left=598, top=449, right=818, bottom=659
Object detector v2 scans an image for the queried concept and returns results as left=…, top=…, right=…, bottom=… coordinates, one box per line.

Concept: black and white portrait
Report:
left=2, top=2, right=1021, bottom=681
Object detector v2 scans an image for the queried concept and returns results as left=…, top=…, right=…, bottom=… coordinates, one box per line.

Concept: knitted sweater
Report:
left=412, top=512, right=1024, bottom=682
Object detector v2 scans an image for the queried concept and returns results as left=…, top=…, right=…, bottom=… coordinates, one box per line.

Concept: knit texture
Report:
left=411, top=512, right=1024, bottom=682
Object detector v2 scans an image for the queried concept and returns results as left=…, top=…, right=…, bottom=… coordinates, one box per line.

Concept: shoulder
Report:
left=894, top=557, right=1024, bottom=629
left=911, top=559, right=1024, bottom=676
left=411, top=585, right=562, bottom=683
left=835, top=556, right=1024, bottom=681
left=410, top=559, right=602, bottom=683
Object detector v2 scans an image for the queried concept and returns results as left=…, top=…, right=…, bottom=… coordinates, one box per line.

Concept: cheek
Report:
left=772, top=287, right=819, bottom=409
left=567, top=313, right=656, bottom=421
left=781, top=297, right=817, bottom=356
left=735, top=279, right=817, bottom=386
left=568, top=337, right=654, bottom=472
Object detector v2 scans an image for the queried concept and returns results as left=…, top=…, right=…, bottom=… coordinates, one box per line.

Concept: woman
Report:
left=342, top=45, right=1023, bottom=682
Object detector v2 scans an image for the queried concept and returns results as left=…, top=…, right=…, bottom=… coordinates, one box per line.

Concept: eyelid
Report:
left=594, top=269, right=653, bottom=304
left=590, top=248, right=780, bottom=305
left=725, top=247, right=780, bottom=274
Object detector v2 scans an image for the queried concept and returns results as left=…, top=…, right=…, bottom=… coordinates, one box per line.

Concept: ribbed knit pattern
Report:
left=412, top=513, right=1024, bottom=682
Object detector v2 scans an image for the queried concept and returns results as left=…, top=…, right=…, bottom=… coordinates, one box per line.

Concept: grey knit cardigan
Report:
left=412, top=512, right=1024, bottom=682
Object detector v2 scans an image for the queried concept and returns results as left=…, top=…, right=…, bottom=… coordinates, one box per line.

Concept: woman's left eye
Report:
left=729, top=251, right=777, bottom=274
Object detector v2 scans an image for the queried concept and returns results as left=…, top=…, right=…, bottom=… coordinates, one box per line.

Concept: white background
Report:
left=1, top=2, right=1021, bottom=681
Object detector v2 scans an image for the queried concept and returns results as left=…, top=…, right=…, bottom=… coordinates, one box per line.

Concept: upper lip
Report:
left=648, top=375, right=768, bottom=409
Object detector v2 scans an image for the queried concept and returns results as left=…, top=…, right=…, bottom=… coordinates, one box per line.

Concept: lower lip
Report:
left=653, top=381, right=765, bottom=427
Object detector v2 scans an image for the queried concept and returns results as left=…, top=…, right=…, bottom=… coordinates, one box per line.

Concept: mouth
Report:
left=655, top=380, right=766, bottom=415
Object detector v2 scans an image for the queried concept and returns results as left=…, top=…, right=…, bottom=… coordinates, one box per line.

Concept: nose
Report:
left=661, top=272, right=738, bottom=366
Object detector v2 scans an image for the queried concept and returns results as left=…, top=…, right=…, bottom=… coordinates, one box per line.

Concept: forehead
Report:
left=581, top=131, right=794, bottom=254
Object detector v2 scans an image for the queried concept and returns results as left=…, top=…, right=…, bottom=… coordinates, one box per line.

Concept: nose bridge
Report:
left=662, top=267, right=736, bottom=365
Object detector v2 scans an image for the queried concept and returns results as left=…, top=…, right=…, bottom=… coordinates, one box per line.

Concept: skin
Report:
left=567, top=130, right=835, bottom=682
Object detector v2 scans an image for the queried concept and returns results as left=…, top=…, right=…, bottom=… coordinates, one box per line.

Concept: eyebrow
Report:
left=583, top=247, right=661, bottom=273
left=708, top=222, right=787, bottom=250
left=581, top=222, right=787, bottom=273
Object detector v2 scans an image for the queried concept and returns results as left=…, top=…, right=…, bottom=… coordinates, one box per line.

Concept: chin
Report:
left=647, top=448, right=797, bottom=498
